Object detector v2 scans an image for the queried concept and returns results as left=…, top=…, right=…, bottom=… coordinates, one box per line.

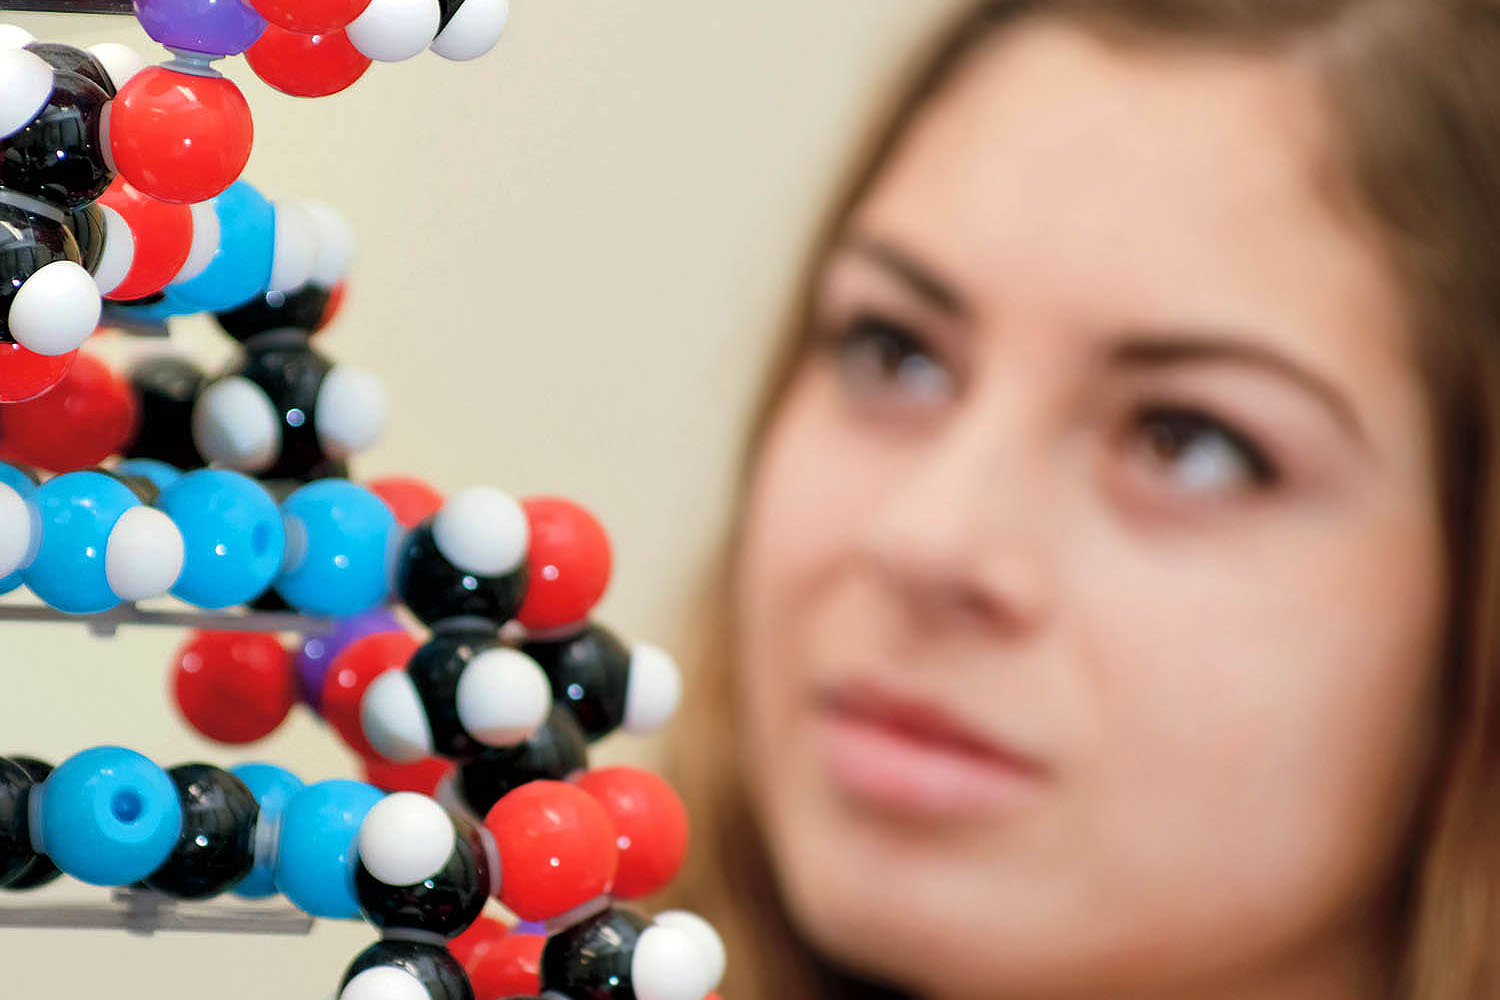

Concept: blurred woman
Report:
left=665, top=2, right=1500, bottom=998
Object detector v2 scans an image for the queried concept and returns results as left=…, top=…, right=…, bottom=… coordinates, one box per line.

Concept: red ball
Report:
left=0, top=352, right=136, bottom=472
left=109, top=67, right=254, bottom=205
left=361, top=753, right=451, bottom=796
left=96, top=177, right=194, bottom=302
left=0, top=342, right=76, bottom=404
left=321, top=631, right=419, bottom=759
left=574, top=767, right=689, bottom=900
left=319, top=281, right=347, bottom=330
left=245, top=23, right=371, bottom=98
left=172, top=630, right=296, bottom=744
left=516, top=497, right=612, bottom=632
left=484, top=781, right=619, bottom=922
left=450, top=919, right=544, bottom=1000
left=368, top=476, right=444, bottom=529
left=249, top=0, right=370, bottom=34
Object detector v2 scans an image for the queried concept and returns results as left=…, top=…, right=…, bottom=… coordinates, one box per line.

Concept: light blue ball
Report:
left=274, top=480, right=396, bottom=618
left=112, top=288, right=200, bottom=325
left=0, top=462, right=39, bottom=596
left=22, top=471, right=140, bottom=614
left=273, top=779, right=383, bottom=919
left=230, top=763, right=304, bottom=900
left=160, top=469, right=285, bottom=609
left=114, top=459, right=183, bottom=492
left=38, top=747, right=182, bottom=887
left=167, top=181, right=275, bottom=314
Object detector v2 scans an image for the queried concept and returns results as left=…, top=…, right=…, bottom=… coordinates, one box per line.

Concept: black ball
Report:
left=123, top=354, right=208, bottom=471
left=353, top=793, right=490, bottom=938
left=407, top=629, right=501, bottom=761
left=541, top=907, right=650, bottom=1000
left=395, top=522, right=528, bottom=628
left=457, top=705, right=588, bottom=816
left=143, top=764, right=258, bottom=900
left=4, top=757, right=59, bottom=890
left=0, top=202, right=82, bottom=346
left=339, top=939, right=474, bottom=1000
left=65, top=201, right=107, bottom=275
left=214, top=284, right=334, bottom=343
left=522, top=624, right=631, bottom=742
left=0, top=68, right=113, bottom=208
left=25, top=42, right=115, bottom=96
left=0, top=757, right=42, bottom=887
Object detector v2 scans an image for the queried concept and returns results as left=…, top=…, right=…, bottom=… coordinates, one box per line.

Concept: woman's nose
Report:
left=854, top=403, right=1053, bottom=634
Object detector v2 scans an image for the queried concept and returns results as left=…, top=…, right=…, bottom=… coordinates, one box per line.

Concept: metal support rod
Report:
left=0, top=889, right=316, bottom=935
left=0, top=1, right=135, bottom=14
left=0, top=602, right=338, bottom=636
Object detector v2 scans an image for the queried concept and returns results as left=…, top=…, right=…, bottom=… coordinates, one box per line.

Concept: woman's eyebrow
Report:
left=843, top=237, right=968, bottom=318
left=1107, top=333, right=1371, bottom=451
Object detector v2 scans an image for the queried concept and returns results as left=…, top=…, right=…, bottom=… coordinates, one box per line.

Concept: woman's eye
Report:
left=827, top=315, right=954, bottom=409
left=1133, top=407, right=1278, bottom=495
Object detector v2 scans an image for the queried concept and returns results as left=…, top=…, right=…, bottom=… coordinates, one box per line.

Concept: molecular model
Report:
left=0, top=3, right=726, bottom=999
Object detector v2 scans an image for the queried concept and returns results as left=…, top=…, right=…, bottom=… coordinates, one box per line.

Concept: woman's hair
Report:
left=660, top=2, right=1500, bottom=997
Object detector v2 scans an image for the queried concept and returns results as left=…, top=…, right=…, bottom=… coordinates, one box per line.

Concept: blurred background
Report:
left=0, top=1, right=954, bottom=996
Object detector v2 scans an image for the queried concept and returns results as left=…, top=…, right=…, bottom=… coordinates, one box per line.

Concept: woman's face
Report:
left=736, top=21, right=1448, bottom=1000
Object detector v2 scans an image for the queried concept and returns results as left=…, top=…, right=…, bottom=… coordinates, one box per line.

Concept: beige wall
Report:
left=0, top=2, right=952, bottom=996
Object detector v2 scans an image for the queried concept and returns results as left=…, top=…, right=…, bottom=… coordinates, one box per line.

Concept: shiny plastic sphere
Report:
left=516, top=496, right=612, bottom=632
left=160, top=469, right=285, bottom=608
left=275, top=479, right=397, bottom=617
left=347, top=0, right=440, bottom=62
left=395, top=487, right=529, bottom=627
left=65, top=202, right=108, bottom=274
left=0, top=462, right=39, bottom=594
left=525, top=627, right=682, bottom=742
left=484, top=780, right=618, bottom=922
left=431, top=0, right=507, bottom=62
left=230, top=762, right=303, bottom=899
left=0, top=66, right=113, bottom=206
left=23, top=470, right=183, bottom=613
left=369, top=475, right=443, bottom=529
left=98, top=177, right=195, bottom=302
left=2, top=757, right=58, bottom=889
left=323, top=630, right=420, bottom=759
left=0, top=353, right=136, bottom=473
left=0, top=757, right=42, bottom=887
left=0, top=342, right=75, bottom=403
left=143, top=763, right=259, bottom=899
left=451, top=918, right=545, bottom=999
left=338, top=940, right=474, bottom=1000
left=134, top=0, right=266, bottom=56
left=0, top=203, right=99, bottom=358
left=114, top=458, right=182, bottom=491
left=109, top=66, right=253, bottom=205
left=361, top=754, right=450, bottom=796
left=123, top=354, right=207, bottom=471
left=574, top=767, right=688, bottom=900
left=457, top=705, right=588, bottom=817
left=172, top=630, right=296, bottom=744
left=249, top=0, right=370, bottom=33
left=354, top=792, right=491, bottom=937
left=246, top=23, right=370, bottom=98
left=541, top=908, right=722, bottom=1000
left=36, top=746, right=182, bottom=886
left=167, top=179, right=274, bottom=312
left=274, top=778, right=383, bottom=919
left=296, top=606, right=401, bottom=709
left=23, top=41, right=115, bottom=94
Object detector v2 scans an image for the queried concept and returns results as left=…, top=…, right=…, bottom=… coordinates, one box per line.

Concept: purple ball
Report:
left=296, top=607, right=402, bottom=711
left=133, top=0, right=267, bottom=57
left=513, top=921, right=547, bottom=936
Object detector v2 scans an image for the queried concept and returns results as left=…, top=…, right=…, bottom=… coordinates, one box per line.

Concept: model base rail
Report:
left=0, top=602, right=338, bottom=637
left=0, top=888, right=315, bottom=935
left=0, top=1, right=134, bottom=14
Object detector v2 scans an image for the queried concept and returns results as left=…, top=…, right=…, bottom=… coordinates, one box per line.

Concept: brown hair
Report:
left=661, top=2, right=1500, bottom=997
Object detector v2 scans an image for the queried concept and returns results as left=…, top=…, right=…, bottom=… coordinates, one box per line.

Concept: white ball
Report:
left=430, top=0, right=508, bottom=61
left=86, top=42, right=146, bottom=92
left=347, top=0, right=442, bottom=62
left=0, top=25, right=36, bottom=49
left=316, top=366, right=388, bottom=459
left=358, top=792, right=455, bottom=887
left=192, top=377, right=280, bottom=473
left=106, top=505, right=185, bottom=601
left=8, top=260, right=101, bottom=356
left=431, top=486, right=528, bottom=577
left=361, top=671, right=435, bottom=764
left=339, top=966, right=429, bottom=1000
left=268, top=202, right=320, bottom=295
left=0, top=483, right=34, bottom=579
left=624, top=643, right=682, bottom=734
left=653, top=911, right=726, bottom=993
left=0, top=47, right=50, bottom=140
left=299, top=201, right=355, bottom=287
left=173, top=201, right=221, bottom=283
left=632, top=924, right=718, bottom=1000
left=455, top=647, right=551, bottom=747
left=91, top=204, right=135, bottom=297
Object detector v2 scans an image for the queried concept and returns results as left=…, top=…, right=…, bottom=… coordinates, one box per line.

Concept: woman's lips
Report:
left=813, top=683, right=1048, bottom=820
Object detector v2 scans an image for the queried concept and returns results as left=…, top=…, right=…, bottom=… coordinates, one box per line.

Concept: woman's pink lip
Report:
left=813, top=685, right=1048, bottom=820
